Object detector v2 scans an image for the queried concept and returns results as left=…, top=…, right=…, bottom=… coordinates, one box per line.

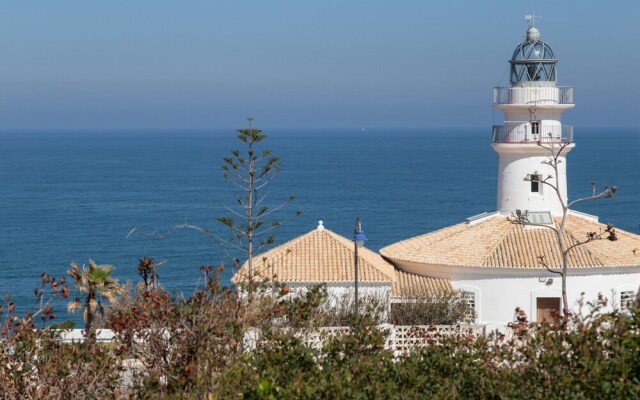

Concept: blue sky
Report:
left=0, top=1, right=638, bottom=130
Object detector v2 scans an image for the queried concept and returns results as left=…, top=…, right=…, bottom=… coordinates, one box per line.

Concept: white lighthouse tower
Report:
left=493, top=17, right=574, bottom=217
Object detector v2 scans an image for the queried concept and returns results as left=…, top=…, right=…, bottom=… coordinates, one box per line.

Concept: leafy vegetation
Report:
left=2, top=270, right=640, bottom=399
left=66, top=260, right=123, bottom=333
left=390, top=291, right=475, bottom=325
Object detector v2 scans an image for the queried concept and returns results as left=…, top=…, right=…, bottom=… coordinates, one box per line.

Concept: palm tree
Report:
left=67, top=260, right=122, bottom=333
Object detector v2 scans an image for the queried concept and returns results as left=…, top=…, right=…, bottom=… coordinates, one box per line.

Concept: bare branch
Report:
left=538, top=256, right=564, bottom=277
left=254, top=174, right=279, bottom=191
left=223, top=205, right=246, bottom=220
left=254, top=192, right=270, bottom=208
left=517, top=135, right=618, bottom=320
left=256, top=203, right=286, bottom=219
left=568, top=186, right=617, bottom=207
left=169, top=223, right=245, bottom=252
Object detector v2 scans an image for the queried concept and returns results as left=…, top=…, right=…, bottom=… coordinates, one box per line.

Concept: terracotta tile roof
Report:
left=232, top=226, right=397, bottom=284
left=380, top=213, right=640, bottom=270
left=391, top=268, right=453, bottom=298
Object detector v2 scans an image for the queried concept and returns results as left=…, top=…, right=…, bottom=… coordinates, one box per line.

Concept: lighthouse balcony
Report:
left=493, top=86, right=573, bottom=106
left=492, top=124, right=573, bottom=144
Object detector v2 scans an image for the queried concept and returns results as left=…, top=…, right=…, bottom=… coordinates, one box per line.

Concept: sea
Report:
left=1, top=128, right=638, bottom=325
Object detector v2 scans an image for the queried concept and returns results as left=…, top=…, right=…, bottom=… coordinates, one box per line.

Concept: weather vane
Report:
left=525, top=12, right=541, bottom=27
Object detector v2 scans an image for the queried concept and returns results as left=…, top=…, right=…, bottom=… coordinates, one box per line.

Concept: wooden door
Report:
left=537, top=297, right=560, bottom=323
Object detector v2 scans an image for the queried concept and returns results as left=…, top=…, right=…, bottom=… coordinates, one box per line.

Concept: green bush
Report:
left=48, top=320, right=76, bottom=330
left=3, top=273, right=640, bottom=399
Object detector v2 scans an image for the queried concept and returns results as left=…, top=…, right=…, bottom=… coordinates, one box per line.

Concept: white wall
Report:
left=493, top=82, right=574, bottom=217
left=453, top=272, right=640, bottom=325
left=286, top=282, right=391, bottom=308
left=493, top=143, right=572, bottom=216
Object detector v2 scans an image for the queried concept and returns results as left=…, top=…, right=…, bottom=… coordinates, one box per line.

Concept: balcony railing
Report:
left=492, top=124, right=573, bottom=144
left=493, top=86, right=573, bottom=105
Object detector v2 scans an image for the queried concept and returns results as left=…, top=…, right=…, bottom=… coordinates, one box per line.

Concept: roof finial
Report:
left=317, top=220, right=324, bottom=230
left=525, top=13, right=542, bottom=42
left=525, top=12, right=541, bottom=28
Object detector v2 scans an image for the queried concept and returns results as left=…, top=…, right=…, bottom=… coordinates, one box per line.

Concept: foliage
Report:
left=107, top=266, right=302, bottom=397
left=137, top=256, right=163, bottom=290
left=91, top=280, right=140, bottom=330
left=49, top=320, right=76, bottom=330
left=0, top=274, right=120, bottom=398
left=214, top=300, right=640, bottom=399
left=67, top=260, right=123, bottom=333
left=390, top=291, right=475, bottom=325
left=3, top=271, right=640, bottom=399
left=290, top=289, right=475, bottom=327
left=293, top=289, right=386, bottom=327
left=218, top=117, right=300, bottom=282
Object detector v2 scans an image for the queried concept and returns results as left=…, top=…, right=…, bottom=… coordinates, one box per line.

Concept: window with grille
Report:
left=531, top=121, right=540, bottom=135
left=620, top=291, right=636, bottom=310
left=461, top=291, right=476, bottom=323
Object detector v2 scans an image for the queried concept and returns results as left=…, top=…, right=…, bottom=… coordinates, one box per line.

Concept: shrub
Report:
left=3, top=271, right=640, bottom=399
left=390, top=291, right=475, bottom=325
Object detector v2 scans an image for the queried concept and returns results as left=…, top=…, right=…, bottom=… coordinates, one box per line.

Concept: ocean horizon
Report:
left=1, top=127, right=638, bottom=324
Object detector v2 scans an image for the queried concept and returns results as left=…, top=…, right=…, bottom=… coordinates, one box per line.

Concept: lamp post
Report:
left=353, top=217, right=367, bottom=319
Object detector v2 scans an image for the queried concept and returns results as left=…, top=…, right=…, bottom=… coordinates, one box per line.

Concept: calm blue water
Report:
left=1, top=128, right=638, bottom=324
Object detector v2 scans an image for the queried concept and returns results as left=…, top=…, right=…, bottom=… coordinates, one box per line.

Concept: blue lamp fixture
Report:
left=353, top=217, right=367, bottom=319
left=353, top=218, right=367, bottom=246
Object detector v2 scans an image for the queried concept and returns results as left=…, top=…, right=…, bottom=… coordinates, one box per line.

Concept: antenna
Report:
left=525, top=12, right=542, bottom=27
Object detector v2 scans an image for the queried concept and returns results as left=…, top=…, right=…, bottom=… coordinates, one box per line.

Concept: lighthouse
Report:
left=492, top=19, right=574, bottom=217
left=235, top=20, right=640, bottom=327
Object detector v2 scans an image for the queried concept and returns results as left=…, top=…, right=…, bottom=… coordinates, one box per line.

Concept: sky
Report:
left=0, top=1, right=638, bottom=130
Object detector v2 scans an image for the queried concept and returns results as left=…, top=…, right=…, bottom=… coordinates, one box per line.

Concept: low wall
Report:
left=57, top=324, right=487, bottom=357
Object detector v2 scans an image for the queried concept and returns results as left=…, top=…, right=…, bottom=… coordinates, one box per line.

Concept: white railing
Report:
left=492, top=124, right=573, bottom=143
left=55, top=325, right=487, bottom=358
left=493, top=86, right=573, bottom=105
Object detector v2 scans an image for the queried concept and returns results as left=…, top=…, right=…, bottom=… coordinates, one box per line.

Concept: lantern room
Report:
left=510, top=26, right=557, bottom=85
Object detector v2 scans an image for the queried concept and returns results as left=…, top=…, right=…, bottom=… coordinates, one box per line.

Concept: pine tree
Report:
left=218, top=117, right=300, bottom=284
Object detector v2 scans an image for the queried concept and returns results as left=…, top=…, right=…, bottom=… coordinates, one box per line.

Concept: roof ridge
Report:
left=380, top=220, right=468, bottom=256
left=326, top=229, right=397, bottom=282
left=234, top=227, right=396, bottom=284
left=247, top=228, right=319, bottom=270
left=234, top=229, right=323, bottom=283
left=480, top=217, right=516, bottom=267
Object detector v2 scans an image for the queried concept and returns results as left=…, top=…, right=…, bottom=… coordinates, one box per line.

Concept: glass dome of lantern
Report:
left=510, top=26, right=557, bottom=86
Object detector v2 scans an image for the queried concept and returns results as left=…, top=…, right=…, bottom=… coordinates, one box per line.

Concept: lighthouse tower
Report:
left=493, top=19, right=574, bottom=217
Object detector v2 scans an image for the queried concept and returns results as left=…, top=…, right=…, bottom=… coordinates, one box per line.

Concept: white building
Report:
left=234, top=21, right=640, bottom=328
left=232, top=221, right=452, bottom=308
left=381, top=22, right=640, bottom=327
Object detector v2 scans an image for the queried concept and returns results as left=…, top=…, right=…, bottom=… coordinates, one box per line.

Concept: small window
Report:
left=621, top=291, right=636, bottom=310
left=529, top=174, right=542, bottom=193
left=531, top=121, right=540, bottom=135
left=531, top=180, right=539, bottom=193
